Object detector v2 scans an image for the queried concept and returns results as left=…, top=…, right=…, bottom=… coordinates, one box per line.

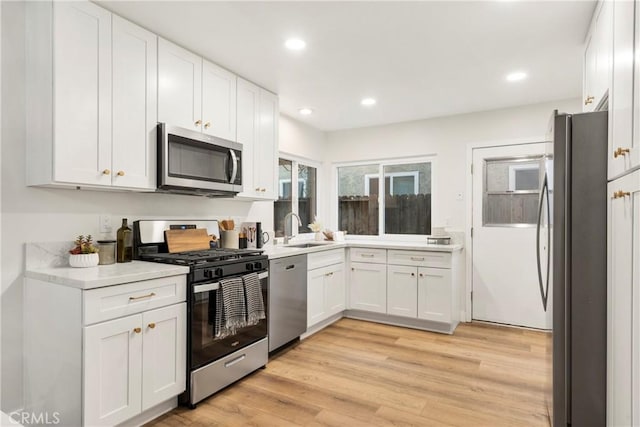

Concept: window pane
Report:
left=298, top=164, right=317, bottom=233
left=383, top=163, right=431, bottom=235
left=338, top=165, right=379, bottom=235
left=274, top=159, right=292, bottom=237
left=483, top=157, right=542, bottom=225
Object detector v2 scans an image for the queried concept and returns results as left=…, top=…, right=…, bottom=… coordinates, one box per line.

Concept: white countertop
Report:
left=25, top=261, right=190, bottom=290
left=262, top=239, right=463, bottom=259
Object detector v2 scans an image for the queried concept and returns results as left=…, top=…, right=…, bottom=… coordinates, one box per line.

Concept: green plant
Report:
left=69, top=235, right=99, bottom=254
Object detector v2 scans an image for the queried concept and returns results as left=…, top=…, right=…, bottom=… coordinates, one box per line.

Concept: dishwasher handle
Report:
left=285, top=264, right=296, bottom=270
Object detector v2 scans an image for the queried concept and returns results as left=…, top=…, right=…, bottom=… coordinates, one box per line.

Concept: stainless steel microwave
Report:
left=157, top=123, right=242, bottom=197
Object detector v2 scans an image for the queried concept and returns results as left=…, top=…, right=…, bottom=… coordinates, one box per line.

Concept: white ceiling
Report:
left=98, top=1, right=596, bottom=131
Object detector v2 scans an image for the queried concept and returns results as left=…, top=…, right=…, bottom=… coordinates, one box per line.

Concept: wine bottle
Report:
left=116, top=218, right=133, bottom=263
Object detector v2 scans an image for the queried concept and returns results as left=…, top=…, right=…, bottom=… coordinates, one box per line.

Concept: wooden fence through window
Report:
left=338, top=194, right=431, bottom=235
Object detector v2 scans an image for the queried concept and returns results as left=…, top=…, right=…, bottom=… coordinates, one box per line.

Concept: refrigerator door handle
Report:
left=536, top=174, right=549, bottom=311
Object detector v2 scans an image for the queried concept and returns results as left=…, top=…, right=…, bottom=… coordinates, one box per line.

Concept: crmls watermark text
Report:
left=8, top=411, right=61, bottom=425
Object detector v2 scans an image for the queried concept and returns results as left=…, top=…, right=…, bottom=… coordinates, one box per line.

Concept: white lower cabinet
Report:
left=307, top=250, right=346, bottom=328
left=608, top=169, right=640, bottom=426
left=24, top=274, right=187, bottom=427
left=386, top=265, right=417, bottom=317
left=84, top=303, right=186, bottom=426
left=349, top=262, right=387, bottom=314
left=417, top=267, right=452, bottom=323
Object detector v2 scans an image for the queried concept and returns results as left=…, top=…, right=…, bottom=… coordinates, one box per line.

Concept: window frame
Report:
left=363, top=171, right=420, bottom=196
left=332, top=156, right=437, bottom=241
left=276, top=153, right=322, bottom=237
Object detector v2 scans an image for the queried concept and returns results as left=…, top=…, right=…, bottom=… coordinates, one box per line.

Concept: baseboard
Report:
left=344, top=310, right=458, bottom=334
left=301, top=313, right=343, bottom=339
left=119, top=397, right=177, bottom=427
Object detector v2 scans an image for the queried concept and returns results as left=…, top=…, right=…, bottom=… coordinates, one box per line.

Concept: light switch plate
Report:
left=99, top=215, right=112, bottom=233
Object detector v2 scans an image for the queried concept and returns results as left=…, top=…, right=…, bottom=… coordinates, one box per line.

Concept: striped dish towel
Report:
left=243, top=273, right=265, bottom=325
left=214, top=277, right=247, bottom=339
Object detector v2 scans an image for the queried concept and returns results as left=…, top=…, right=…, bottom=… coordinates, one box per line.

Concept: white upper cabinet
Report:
left=236, top=79, right=278, bottom=200
left=610, top=0, right=637, bottom=179
left=26, top=1, right=157, bottom=190
left=112, top=15, right=157, bottom=189
left=51, top=1, right=112, bottom=186
left=158, top=39, right=238, bottom=141
left=157, top=38, right=203, bottom=132
left=584, top=1, right=613, bottom=112
left=202, top=60, right=237, bottom=140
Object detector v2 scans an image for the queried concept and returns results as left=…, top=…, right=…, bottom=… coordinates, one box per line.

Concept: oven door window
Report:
left=168, top=134, right=235, bottom=184
left=191, top=275, right=268, bottom=369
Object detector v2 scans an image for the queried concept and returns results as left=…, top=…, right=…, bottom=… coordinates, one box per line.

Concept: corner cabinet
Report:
left=583, top=0, right=612, bottom=112
left=236, top=78, right=279, bottom=200
left=24, top=274, right=187, bottom=427
left=607, top=169, right=640, bottom=426
left=158, top=38, right=237, bottom=141
left=26, top=1, right=157, bottom=190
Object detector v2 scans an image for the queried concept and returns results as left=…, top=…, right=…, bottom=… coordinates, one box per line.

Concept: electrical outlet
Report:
left=99, top=215, right=112, bottom=233
left=456, top=192, right=463, bottom=201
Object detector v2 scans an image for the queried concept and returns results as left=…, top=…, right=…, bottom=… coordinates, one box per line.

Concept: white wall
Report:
left=324, top=98, right=581, bottom=230
left=0, top=1, right=274, bottom=411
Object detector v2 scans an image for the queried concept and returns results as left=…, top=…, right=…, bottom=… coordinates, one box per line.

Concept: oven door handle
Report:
left=193, top=271, right=268, bottom=294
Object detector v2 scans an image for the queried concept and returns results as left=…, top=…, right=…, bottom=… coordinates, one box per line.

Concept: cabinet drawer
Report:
left=388, top=250, right=451, bottom=269
left=84, top=275, right=187, bottom=325
left=350, top=248, right=386, bottom=264
left=308, top=248, right=345, bottom=270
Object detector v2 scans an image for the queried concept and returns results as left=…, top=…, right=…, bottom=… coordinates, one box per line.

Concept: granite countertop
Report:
left=262, top=239, right=463, bottom=259
left=25, top=261, right=190, bottom=290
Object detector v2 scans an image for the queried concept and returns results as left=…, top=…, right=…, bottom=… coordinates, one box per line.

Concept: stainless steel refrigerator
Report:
left=537, top=110, right=607, bottom=426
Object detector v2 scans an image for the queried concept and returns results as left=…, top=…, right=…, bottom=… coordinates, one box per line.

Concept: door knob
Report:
left=117, top=171, right=125, bottom=177
left=148, top=323, right=156, bottom=329
left=584, top=95, right=595, bottom=105
left=614, top=147, right=630, bottom=158
left=195, top=119, right=202, bottom=127
left=133, top=327, right=141, bottom=334
left=613, top=190, right=631, bottom=199
left=102, top=169, right=111, bottom=175
left=204, top=122, right=211, bottom=129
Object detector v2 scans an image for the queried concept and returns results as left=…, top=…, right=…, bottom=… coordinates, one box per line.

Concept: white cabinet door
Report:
left=84, top=314, right=142, bottom=426
left=255, top=89, right=278, bottom=199
left=112, top=15, right=157, bottom=190
left=325, top=263, right=346, bottom=316
left=417, top=267, right=452, bottom=323
left=202, top=59, right=236, bottom=141
left=158, top=38, right=202, bottom=132
left=595, top=1, right=613, bottom=107
left=141, top=303, right=186, bottom=411
left=607, top=172, right=640, bottom=427
left=610, top=0, right=636, bottom=179
left=307, top=267, right=327, bottom=328
left=386, top=265, right=417, bottom=318
left=584, top=33, right=597, bottom=112
left=53, top=1, right=112, bottom=186
left=236, top=78, right=260, bottom=198
left=349, top=262, right=386, bottom=313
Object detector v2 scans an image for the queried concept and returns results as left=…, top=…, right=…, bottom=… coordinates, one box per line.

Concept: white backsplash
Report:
left=25, top=241, right=74, bottom=270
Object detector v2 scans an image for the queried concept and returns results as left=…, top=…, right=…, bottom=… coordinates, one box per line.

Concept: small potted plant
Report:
left=68, top=235, right=100, bottom=268
left=308, top=218, right=324, bottom=241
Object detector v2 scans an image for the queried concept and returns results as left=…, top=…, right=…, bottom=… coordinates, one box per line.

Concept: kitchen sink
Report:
left=284, top=242, right=332, bottom=248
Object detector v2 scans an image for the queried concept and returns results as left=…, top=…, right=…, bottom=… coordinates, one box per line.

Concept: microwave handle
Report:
left=229, top=149, right=238, bottom=183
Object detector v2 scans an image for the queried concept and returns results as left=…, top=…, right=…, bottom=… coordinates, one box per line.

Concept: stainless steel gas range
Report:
left=133, top=220, right=268, bottom=408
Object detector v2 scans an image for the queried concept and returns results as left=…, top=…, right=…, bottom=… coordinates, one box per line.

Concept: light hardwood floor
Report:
left=146, top=318, right=550, bottom=427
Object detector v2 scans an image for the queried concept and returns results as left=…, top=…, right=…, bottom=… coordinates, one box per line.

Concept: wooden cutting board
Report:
left=165, top=229, right=212, bottom=253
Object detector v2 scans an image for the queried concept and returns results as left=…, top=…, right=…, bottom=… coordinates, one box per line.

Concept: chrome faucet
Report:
left=283, top=212, right=302, bottom=244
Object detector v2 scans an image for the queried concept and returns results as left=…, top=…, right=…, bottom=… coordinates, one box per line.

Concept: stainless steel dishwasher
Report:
left=268, top=254, right=307, bottom=352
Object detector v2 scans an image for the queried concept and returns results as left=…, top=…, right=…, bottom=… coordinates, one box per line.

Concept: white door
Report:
left=141, top=303, right=186, bottom=411
left=325, top=263, right=346, bottom=315
left=236, top=78, right=260, bottom=197
left=202, top=59, right=237, bottom=140
left=111, top=15, right=157, bottom=190
left=307, top=268, right=327, bottom=327
left=349, top=262, right=387, bottom=313
left=472, top=143, right=551, bottom=329
left=256, top=89, right=278, bottom=199
left=417, top=267, right=452, bottom=323
left=158, top=38, right=202, bottom=131
left=53, top=1, right=112, bottom=186
left=83, top=314, right=142, bottom=426
left=386, top=265, right=417, bottom=317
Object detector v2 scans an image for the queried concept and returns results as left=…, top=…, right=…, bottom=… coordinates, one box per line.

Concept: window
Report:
left=274, top=157, right=318, bottom=237
left=483, top=156, right=543, bottom=226
left=337, top=160, right=432, bottom=236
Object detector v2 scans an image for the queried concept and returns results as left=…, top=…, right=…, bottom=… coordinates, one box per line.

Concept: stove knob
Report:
left=253, top=261, right=263, bottom=270
left=246, top=263, right=254, bottom=271
left=205, top=270, right=214, bottom=279
left=215, top=268, right=224, bottom=277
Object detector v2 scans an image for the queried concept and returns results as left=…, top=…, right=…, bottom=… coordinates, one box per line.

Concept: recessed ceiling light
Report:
left=299, top=108, right=313, bottom=115
left=285, top=38, right=306, bottom=51
left=361, top=97, right=377, bottom=106
left=506, top=71, right=527, bottom=82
